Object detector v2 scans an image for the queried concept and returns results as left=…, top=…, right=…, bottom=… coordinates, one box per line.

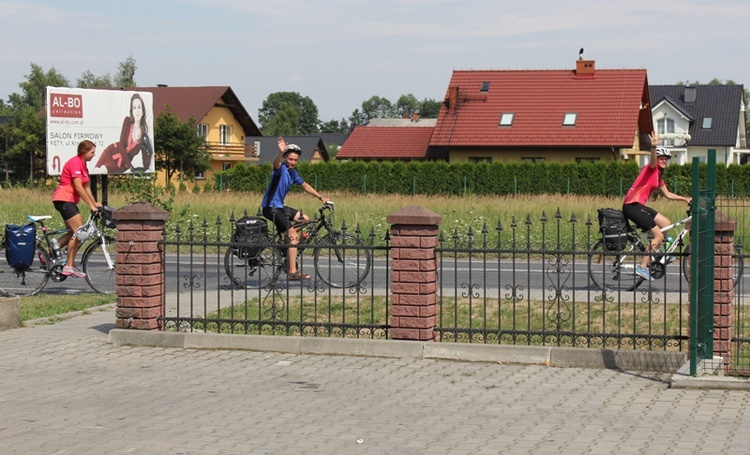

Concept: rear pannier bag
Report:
left=597, top=208, right=628, bottom=251
left=4, top=223, right=36, bottom=268
left=233, top=216, right=268, bottom=259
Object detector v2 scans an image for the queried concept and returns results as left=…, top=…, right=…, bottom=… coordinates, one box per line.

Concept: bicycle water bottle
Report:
left=50, top=238, right=63, bottom=260
left=665, top=236, right=674, bottom=251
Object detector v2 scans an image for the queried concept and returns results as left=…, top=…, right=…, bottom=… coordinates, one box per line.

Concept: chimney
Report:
left=684, top=86, right=697, bottom=105
left=445, top=86, right=459, bottom=109
left=411, top=111, right=420, bottom=122
left=575, top=59, right=595, bottom=78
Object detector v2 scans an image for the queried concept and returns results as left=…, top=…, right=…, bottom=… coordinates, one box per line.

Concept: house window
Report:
left=702, top=117, right=713, bottom=129
left=499, top=113, right=515, bottom=126
left=480, top=82, right=491, bottom=92
left=219, top=125, right=232, bottom=145
left=195, top=171, right=205, bottom=180
left=522, top=157, right=545, bottom=163
left=657, top=117, right=675, bottom=146
left=575, top=157, right=600, bottom=163
left=469, top=157, right=492, bottom=164
left=223, top=163, right=232, bottom=171
left=197, top=123, right=208, bottom=139
left=562, top=113, right=577, bottom=126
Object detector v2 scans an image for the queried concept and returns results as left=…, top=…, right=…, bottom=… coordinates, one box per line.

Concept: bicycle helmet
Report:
left=655, top=146, right=671, bottom=159
left=285, top=144, right=302, bottom=154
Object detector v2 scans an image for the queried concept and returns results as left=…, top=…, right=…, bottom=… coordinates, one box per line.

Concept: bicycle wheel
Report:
left=82, top=236, right=117, bottom=294
left=224, top=244, right=282, bottom=289
left=313, top=233, right=371, bottom=288
left=588, top=240, right=645, bottom=291
left=0, top=244, right=50, bottom=296
left=682, top=243, right=744, bottom=290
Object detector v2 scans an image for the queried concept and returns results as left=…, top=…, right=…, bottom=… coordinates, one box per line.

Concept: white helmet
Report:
left=285, top=144, right=302, bottom=154
left=655, top=146, right=671, bottom=159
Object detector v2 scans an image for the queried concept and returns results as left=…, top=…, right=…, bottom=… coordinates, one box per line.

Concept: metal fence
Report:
left=160, top=211, right=697, bottom=354
left=435, top=212, right=692, bottom=352
left=160, top=217, right=389, bottom=339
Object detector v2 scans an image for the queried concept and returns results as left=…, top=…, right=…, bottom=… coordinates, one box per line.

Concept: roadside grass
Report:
left=187, top=294, right=696, bottom=351
left=20, top=293, right=116, bottom=323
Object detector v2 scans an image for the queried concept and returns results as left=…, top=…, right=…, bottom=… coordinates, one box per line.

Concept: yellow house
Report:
left=137, top=85, right=261, bottom=188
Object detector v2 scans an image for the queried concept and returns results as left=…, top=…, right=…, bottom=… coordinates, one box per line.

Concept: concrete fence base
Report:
left=0, top=296, right=21, bottom=330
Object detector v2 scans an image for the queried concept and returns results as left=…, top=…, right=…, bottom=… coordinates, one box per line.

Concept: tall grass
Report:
left=1, top=186, right=740, bottom=245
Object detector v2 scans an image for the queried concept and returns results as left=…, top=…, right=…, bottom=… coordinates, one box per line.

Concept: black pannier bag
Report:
left=100, top=206, right=117, bottom=229
left=233, top=216, right=268, bottom=259
left=597, top=208, right=629, bottom=251
left=4, top=223, right=37, bottom=268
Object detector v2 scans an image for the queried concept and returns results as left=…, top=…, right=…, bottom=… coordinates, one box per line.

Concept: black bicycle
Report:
left=0, top=207, right=117, bottom=296
left=224, top=201, right=372, bottom=289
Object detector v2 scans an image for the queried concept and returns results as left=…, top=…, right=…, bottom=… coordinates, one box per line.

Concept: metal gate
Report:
left=689, top=151, right=716, bottom=375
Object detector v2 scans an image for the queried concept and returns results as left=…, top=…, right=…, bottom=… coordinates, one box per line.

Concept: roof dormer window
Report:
left=499, top=113, right=515, bottom=126
left=702, top=117, right=713, bottom=129
left=562, top=112, right=577, bottom=126
left=480, top=81, right=491, bottom=92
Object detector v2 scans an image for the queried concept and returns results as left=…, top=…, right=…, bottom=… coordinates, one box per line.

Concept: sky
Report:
left=2, top=0, right=749, bottom=124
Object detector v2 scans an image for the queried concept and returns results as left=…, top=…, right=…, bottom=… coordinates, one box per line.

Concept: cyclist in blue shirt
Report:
left=261, top=137, right=329, bottom=280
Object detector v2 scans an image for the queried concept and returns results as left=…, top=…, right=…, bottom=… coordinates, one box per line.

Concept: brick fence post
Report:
left=713, top=211, right=736, bottom=371
left=111, top=202, right=169, bottom=330
left=386, top=206, right=442, bottom=341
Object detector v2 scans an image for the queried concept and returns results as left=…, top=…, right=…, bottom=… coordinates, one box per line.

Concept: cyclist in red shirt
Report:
left=622, top=132, right=691, bottom=280
left=52, top=140, right=102, bottom=278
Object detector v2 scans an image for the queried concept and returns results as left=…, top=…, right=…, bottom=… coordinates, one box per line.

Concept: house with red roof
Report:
left=136, top=85, right=261, bottom=187
left=338, top=60, right=654, bottom=163
left=431, top=60, right=654, bottom=163
left=337, top=116, right=445, bottom=161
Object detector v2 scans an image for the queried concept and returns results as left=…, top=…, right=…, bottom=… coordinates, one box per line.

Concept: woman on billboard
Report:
left=94, top=93, right=153, bottom=173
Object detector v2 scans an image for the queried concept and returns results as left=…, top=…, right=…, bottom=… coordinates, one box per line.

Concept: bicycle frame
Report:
left=0, top=208, right=117, bottom=296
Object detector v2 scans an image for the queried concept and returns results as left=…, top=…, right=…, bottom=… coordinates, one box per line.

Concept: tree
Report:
left=395, top=94, right=419, bottom=118
left=258, top=92, right=320, bottom=135
left=77, top=70, right=113, bottom=88
left=261, top=102, right=301, bottom=136
left=8, top=63, right=70, bottom=112
left=418, top=98, right=442, bottom=118
left=361, top=96, right=395, bottom=122
left=4, top=107, right=46, bottom=184
left=114, top=55, right=137, bottom=88
left=320, top=118, right=349, bottom=133
left=154, top=107, right=211, bottom=185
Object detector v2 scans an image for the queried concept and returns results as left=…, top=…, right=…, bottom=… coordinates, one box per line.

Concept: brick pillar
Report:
left=713, top=211, right=736, bottom=370
left=386, top=206, right=442, bottom=341
left=111, top=202, right=169, bottom=330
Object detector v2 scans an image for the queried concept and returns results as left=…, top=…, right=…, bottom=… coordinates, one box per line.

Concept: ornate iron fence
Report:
left=160, top=215, right=389, bottom=339
left=436, top=210, right=691, bottom=352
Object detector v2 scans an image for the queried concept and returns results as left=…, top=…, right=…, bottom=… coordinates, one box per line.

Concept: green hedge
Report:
left=214, top=161, right=750, bottom=197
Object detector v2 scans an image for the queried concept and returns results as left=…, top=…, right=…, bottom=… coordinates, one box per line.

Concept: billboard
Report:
left=45, top=87, right=155, bottom=176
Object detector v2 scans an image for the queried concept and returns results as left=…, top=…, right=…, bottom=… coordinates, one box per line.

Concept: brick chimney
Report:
left=575, top=59, right=595, bottom=78
left=445, top=86, right=459, bottom=109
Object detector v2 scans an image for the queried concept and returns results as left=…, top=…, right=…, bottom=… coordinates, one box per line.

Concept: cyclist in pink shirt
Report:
left=622, top=132, right=691, bottom=280
left=52, top=140, right=102, bottom=278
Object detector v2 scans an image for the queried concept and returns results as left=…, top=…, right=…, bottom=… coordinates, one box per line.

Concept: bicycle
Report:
left=588, top=207, right=744, bottom=291
left=224, top=201, right=372, bottom=289
left=0, top=206, right=117, bottom=296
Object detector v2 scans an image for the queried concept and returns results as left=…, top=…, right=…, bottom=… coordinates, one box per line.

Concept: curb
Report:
left=108, top=329, right=687, bottom=374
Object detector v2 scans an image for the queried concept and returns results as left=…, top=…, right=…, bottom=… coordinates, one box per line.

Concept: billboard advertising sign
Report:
left=46, top=87, right=155, bottom=176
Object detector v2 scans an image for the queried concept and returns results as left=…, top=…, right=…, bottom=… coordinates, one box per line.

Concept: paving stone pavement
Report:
left=2, top=308, right=750, bottom=455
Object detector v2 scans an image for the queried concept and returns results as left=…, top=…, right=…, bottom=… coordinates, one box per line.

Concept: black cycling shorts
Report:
left=54, top=201, right=80, bottom=221
left=262, top=206, right=300, bottom=234
left=622, top=203, right=658, bottom=231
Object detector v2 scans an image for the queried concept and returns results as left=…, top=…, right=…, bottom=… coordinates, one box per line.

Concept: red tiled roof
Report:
left=430, top=69, right=649, bottom=148
left=337, top=126, right=435, bottom=159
